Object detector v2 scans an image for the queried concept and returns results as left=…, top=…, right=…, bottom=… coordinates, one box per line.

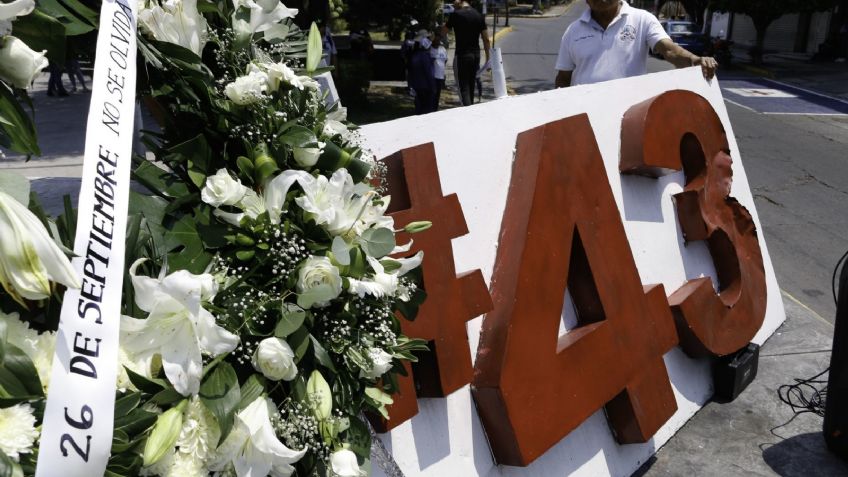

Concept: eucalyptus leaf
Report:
left=360, top=228, right=396, bottom=259
left=275, top=303, right=306, bottom=338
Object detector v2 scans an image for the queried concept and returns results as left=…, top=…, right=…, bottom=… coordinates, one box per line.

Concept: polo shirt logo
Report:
left=619, top=25, right=636, bottom=42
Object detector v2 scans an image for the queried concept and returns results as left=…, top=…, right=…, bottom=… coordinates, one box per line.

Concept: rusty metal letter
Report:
left=620, top=90, right=767, bottom=357
left=371, top=144, right=493, bottom=432
left=473, top=115, right=679, bottom=466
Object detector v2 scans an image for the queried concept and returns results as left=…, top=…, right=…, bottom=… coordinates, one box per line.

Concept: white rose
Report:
left=252, top=337, right=297, bottom=381
left=292, top=142, right=324, bottom=168
left=360, top=348, right=393, bottom=379
left=296, top=256, right=342, bottom=308
left=329, top=449, right=366, bottom=477
left=201, top=169, right=248, bottom=207
left=0, top=37, right=47, bottom=89
left=138, top=0, right=208, bottom=56
left=224, top=70, right=268, bottom=105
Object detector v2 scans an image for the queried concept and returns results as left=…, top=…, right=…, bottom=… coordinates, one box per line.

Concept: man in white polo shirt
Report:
left=555, top=0, right=717, bottom=87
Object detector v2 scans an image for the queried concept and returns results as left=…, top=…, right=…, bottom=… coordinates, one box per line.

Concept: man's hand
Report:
left=693, top=56, right=717, bottom=80
left=654, top=39, right=718, bottom=81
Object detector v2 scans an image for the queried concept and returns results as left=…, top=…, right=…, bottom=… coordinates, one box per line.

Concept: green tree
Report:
left=346, top=0, right=439, bottom=39
left=710, top=0, right=837, bottom=63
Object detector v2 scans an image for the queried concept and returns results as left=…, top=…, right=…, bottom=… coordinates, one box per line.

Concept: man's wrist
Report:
left=691, top=56, right=700, bottom=66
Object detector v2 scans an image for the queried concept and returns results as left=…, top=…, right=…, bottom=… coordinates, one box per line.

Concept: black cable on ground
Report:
left=773, top=248, right=848, bottom=425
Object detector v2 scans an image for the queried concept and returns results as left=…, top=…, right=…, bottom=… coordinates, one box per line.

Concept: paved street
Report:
left=497, top=3, right=848, bottom=326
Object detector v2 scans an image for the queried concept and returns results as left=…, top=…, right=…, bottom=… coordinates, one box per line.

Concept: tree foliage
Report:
left=345, top=0, right=439, bottom=39
left=709, top=0, right=837, bottom=61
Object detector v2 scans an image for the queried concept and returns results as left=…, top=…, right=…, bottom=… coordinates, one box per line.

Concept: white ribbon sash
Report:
left=36, top=0, right=137, bottom=474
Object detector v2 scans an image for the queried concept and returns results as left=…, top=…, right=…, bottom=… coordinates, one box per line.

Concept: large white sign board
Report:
left=360, top=67, right=785, bottom=477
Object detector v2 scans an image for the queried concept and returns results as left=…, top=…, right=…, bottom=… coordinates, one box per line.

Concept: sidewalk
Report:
left=730, top=49, right=848, bottom=101
left=639, top=294, right=847, bottom=476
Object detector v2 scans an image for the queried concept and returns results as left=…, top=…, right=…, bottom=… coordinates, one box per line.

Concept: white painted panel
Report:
left=361, top=67, right=785, bottom=477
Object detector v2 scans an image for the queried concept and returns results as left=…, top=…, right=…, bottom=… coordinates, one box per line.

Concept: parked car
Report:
left=654, top=20, right=711, bottom=57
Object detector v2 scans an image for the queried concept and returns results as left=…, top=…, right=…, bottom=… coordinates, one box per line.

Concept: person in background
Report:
left=443, top=0, right=490, bottom=106
left=555, top=0, right=716, bottom=88
left=431, top=32, right=448, bottom=111
left=65, top=39, right=88, bottom=93
left=47, top=62, right=68, bottom=97
left=320, top=22, right=337, bottom=68
left=409, top=30, right=436, bottom=115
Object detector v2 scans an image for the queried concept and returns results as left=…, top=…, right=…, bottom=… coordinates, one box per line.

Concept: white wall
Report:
left=361, top=67, right=785, bottom=477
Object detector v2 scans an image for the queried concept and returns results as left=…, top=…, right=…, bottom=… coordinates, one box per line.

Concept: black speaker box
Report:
left=713, top=342, right=760, bottom=402
left=824, top=257, right=848, bottom=460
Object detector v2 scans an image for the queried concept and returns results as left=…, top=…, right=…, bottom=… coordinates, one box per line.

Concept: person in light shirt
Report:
left=555, top=0, right=717, bottom=88
left=431, top=32, right=448, bottom=111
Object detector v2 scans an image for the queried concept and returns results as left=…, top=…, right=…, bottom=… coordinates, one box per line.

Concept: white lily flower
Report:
left=138, top=0, right=208, bottom=56
left=347, top=253, right=423, bottom=300
left=210, top=396, right=306, bottom=477
left=120, top=259, right=238, bottom=396
left=232, top=0, right=297, bottom=38
left=0, top=0, right=34, bottom=36
left=0, top=190, right=80, bottom=304
left=0, top=0, right=34, bottom=20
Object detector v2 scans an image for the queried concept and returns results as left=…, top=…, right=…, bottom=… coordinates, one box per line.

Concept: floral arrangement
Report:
left=0, top=0, right=428, bottom=476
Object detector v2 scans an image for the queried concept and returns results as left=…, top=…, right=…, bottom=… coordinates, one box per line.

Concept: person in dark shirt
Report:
left=409, top=30, right=437, bottom=115
left=443, top=1, right=491, bottom=106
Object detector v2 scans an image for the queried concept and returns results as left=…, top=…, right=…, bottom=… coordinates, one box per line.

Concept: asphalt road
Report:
left=497, top=5, right=848, bottom=324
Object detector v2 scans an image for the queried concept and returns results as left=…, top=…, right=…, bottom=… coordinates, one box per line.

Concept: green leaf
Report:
left=114, top=392, right=142, bottom=418
left=306, top=22, right=323, bottom=72
left=0, top=172, right=30, bottom=206
left=124, top=367, right=168, bottom=394
left=199, top=362, right=241, bottom=443
left=306, top=370, right=332, bottom=420
left=0, top=84, right=39, bottom=156
left=0, top=344, right=43, bottom=398
left=11, top=8, right=67, bottom=65
left=360, top=228, right=396, bottom=259
left=274, top=303, right=306, bottom=338
left=279, top=125, right=317, bottom=149
left=143, top=400, right=187, bottom=466
left=37, top=0, right=98, bottom=35
left=347, top=417, right=372, bottom=459
left=237, top=374, right=265, bottom=411
left=289, top=326, right=310, bottom=361
left=310, top=335, right=337, bottom=373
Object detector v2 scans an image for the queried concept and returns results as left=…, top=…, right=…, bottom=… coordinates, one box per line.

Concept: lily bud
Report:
left=142, top=399, right=188, bottom=466
left=403, top=221, right=432, bottom=234
left=0, top=191, right=80, bottom=304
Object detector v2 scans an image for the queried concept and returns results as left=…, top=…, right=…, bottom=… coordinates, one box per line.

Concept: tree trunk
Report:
left=752, top=24, right=768, bottom=64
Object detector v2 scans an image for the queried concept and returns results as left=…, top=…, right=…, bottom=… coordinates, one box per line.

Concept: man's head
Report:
left=586, top=0, right=621, bottom=16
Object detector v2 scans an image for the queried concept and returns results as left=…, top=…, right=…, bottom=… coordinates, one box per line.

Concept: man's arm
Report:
left=653, top=39, right=717, bottom=80
left=555, top=70, right=572, bottom=88
left=481, top=28, right=491, bottom=64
